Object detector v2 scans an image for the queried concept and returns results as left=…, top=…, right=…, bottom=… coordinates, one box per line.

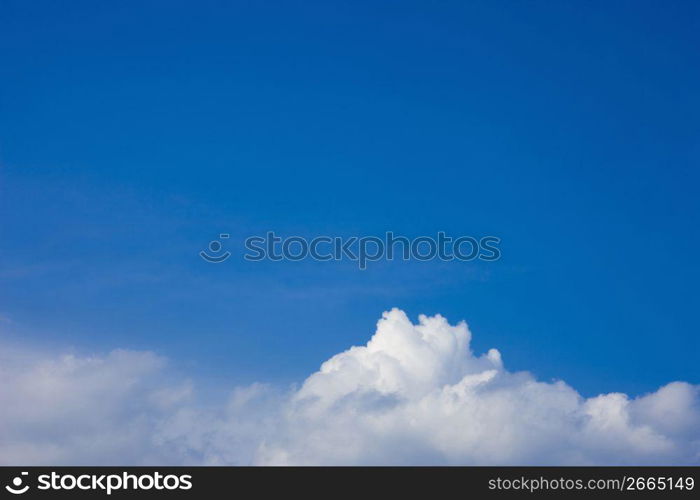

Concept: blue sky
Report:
left=1, top=0, right=698, bottom=398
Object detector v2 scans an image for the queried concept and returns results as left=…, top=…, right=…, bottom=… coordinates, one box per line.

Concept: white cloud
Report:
left=0, top=309, right=698, bottom=465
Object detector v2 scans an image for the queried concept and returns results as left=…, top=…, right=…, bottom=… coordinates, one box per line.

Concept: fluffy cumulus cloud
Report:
left=1, top=309, right=698, bottom=465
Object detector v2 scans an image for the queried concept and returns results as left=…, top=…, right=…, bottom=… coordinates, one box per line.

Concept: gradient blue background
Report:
left=1, top=0, right=698, bottom=395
